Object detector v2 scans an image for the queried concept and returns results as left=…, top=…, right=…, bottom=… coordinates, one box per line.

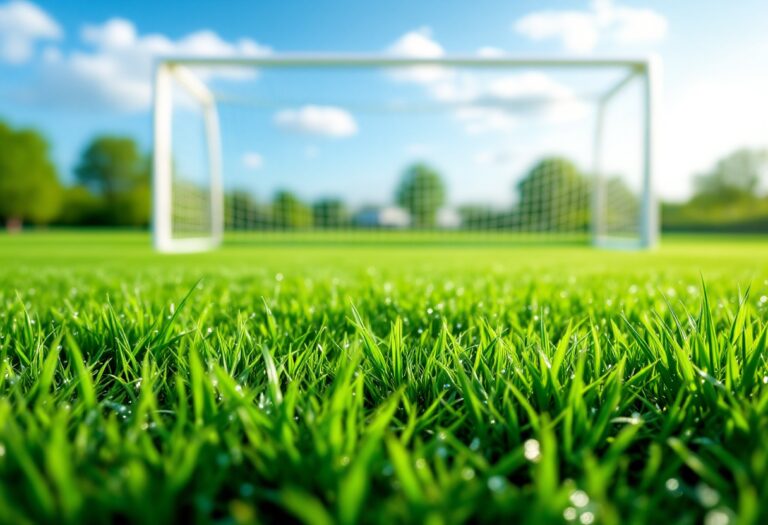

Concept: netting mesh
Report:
left=163, top=62, right=647, bottom=245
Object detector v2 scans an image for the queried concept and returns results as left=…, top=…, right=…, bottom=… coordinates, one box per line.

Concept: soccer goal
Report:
left=152, top=55, right=659, bottom=252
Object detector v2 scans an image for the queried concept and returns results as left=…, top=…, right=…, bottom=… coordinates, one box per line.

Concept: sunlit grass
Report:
left=0, top=232, right=767, bottom=524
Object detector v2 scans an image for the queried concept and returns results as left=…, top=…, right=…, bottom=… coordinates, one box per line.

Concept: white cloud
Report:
left=34, top=17, right=270, bottom=112
left=242, top=152, right=263, bottom=170
left=388, top=26, right=443, bottom=57
left=386, top=27, right=451, bottom=85
left=0, top=0, right=61, bottom=63
left=384, top=30, right=587, bottom=135
left=476, top=46, right=507, bottom=57
left=514, top=0, right=667, bottom=54
left=429, top=72, right=588, bottom=134
left=474, top=149, right=517, bottom=166
left=485, top=73, right=572, bottom=103
left=455, top=106, right=517, bottom=135
left=274, top=105, right=358, bottom=138
left=406, top=143, right=432, bottom=156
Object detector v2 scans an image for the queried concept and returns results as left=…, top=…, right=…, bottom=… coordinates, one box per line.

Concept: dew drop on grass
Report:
left=704, top=509, right=731, bottom=525
left=569, top=490, right=589, bottom=508
left=696, top=483, right=720, bottom=507
left=461, top=467, right=475, bottom=480
left=469, top=437, right=481, bottom=450
left=579, top=511, right=595, bottom=524
left=523, top=439, right=541, bottom=462
left=487, top=476, right=505, bottom=492
left=563, top=507, right=578, bottom=521
left=665, top=478, right=680, bottom=492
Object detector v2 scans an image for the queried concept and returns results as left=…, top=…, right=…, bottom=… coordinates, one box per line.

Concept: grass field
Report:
left=1, top=232, right=767, bottom=524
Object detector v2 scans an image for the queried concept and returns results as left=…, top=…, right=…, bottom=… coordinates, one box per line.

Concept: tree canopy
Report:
left=313, top=198, right=349, bottom=228
left=272, top=191, right=312, bottom=229
left=74, top=136, right=151, bottom=226
left=692, top=148, right=768, bottom=205
left=0, top=120, right=62, bottom=229
left=516, top=157, right=590, bottom=231
left=395, top=163, right=446, bottom=228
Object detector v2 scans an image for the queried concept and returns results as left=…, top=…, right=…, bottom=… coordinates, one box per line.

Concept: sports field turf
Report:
left=1, top=232, right=767, bottom=524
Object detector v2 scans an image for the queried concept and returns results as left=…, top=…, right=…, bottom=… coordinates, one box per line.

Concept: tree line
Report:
left=225, top=159, right=626, bottom=232
left=0, top=120, right=150, bottom=230
left=1, top=117, right=767, bottom=233
left=663, top=149, right=768, bottom=232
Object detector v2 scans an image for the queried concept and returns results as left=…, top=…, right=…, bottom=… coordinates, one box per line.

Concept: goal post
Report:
left=152, top=54, right=659, bottom=252
left=153, top=62, right=224, bottom=252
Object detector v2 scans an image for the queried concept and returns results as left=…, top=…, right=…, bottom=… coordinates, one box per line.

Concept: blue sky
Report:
left=1, top=0, right=767, bottom=203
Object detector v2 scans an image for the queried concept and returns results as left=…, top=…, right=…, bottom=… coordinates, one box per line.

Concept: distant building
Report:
left=354, top=206, right=411, bottom=228
left=437, top=207, right=461, bottom=229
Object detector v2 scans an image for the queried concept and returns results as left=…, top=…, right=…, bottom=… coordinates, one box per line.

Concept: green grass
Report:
left=1, top=232, right=767, bottom=524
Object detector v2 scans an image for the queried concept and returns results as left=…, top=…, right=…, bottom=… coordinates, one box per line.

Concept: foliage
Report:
left=272, top=190, right=312, bottom=229
left=0, top=120, right=62, bottom=227
left=313, top=198, right=350, bottom=228
left=56, top=186, right=107, bottom=226
left=663, top=148, right=768, bottom=232
left=693, top=148, right=768, bottom=205
left=515, top=157, right=590, bottom=232
left=0, top=233, right=767, bottom=524
left=225, top=190, right=272, bottom=230
left=74, top=136, right=150, bottom=227
left=395, top=163, right=446, bottom=228
left=457, top=205, right=500, bottom=230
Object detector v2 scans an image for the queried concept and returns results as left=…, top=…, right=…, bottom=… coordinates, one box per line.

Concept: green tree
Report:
left=225, top=190, right=273, bottom=229
left=56, top=186, right=105, bottom=226
left=458, top=205, right=498, bottom=230
left=602, top=176, right=640, bottom=234
left=516, top=157, right=590, bottom=231
left=395, top=163, right=446, bottom=228
left=0, top=121, right=62, bottom=230
left=75, top=136, right=150, bottom=226
left=272, top=191, right=312, bottom=229
left=313, top=198, right=349, bottom=228
left=692, top=148, right=768, bottom=205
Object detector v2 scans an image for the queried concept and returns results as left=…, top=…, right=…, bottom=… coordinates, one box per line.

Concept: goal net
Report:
left=152, top=56, right=658, bottom=252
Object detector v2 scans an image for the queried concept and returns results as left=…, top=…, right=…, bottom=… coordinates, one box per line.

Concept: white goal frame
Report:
left=152, top=54, right=659, bottom=252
